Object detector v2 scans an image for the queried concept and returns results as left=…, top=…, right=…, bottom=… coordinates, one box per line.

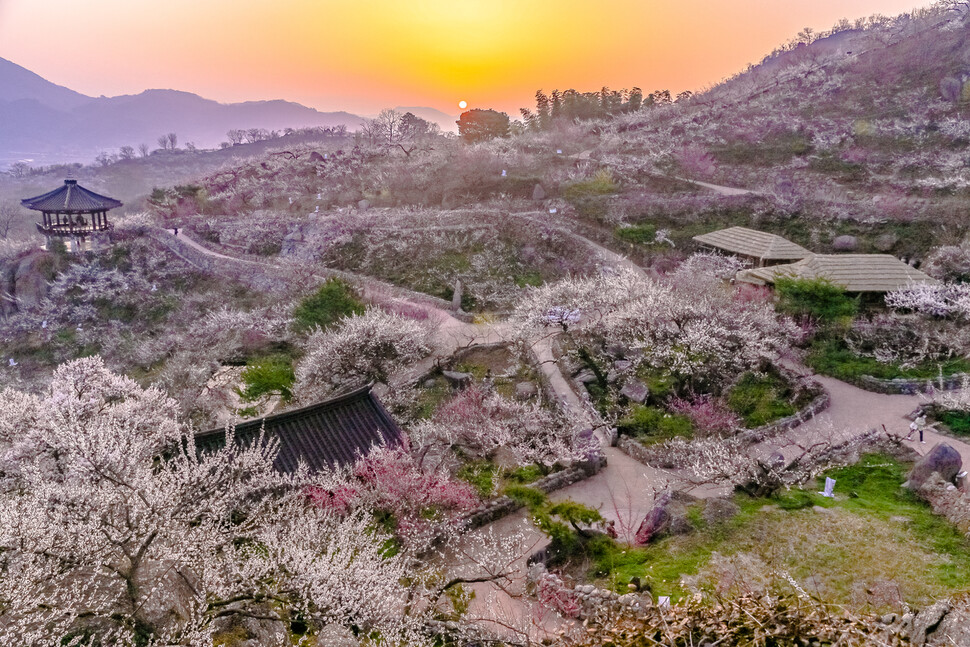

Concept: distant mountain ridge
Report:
left=0, top=57, right=366, bottom=167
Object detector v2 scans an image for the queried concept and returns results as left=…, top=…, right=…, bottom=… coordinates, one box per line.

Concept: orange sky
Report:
left=0, top=0, right=937, bottom=116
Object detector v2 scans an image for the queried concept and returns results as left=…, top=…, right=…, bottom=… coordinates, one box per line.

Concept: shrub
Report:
left=617, top=405, right=693, bottom=444
left=615, top=223, right=656, bottom=245
left=938, top=410, right=970, bottom=436
left=726, top=372, right=797, bottom=428
left=775, top=276, right=857, bottom=323
left=292, top=279, right=365, bottom=332
left=563, top=169, right=618, bottom=202
left=238, top=354, right=295, bottom=402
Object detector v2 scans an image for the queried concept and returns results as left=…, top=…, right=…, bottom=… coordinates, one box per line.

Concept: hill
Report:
left=0, top=57, right=365, bottom=168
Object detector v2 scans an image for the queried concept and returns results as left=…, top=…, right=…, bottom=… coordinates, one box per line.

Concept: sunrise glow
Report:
left=0, top=0, right=938, bottom=114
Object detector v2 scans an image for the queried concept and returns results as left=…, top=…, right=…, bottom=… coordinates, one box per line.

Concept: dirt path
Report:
left=674, top=176, right=759, bottom=197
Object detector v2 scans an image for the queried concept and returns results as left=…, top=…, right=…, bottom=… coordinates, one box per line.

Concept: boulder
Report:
left=619, top=379, right=650, bottom=404
left=912, top=600, right=951, bottom=646
left=874, top=233, right=898, bottom=252
left=357, top=199, right=370, bottom=210
left=926, top=597, right=970, bottom=646
left=514, top=381, right=539, bottom=400
left=832, top=235, right=858, bottom=252
left=612, top=360, right=632, bottom=373
left=703, top=497, right=740, bottom=525
left=11, top=251, right=55, bottom=312
left=532, top=183, right=547, bottom=201
left=316, top=624, right=359, bottom=647
left=309, top=151, right=325, bottom=162
left=574, top=369, right=597, bottom=384
left=441, top=370, right=473, bottom=389
left=908, top=443, right=963, bottom=488
left=635, top=492, right=672, bottom=544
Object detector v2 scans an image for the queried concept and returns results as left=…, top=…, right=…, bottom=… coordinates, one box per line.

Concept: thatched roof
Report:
left=736, top=254, right=941, bottom=293
left=693, top=226, right=810, bottom=262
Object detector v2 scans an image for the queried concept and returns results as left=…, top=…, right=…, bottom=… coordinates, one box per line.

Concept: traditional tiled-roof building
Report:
left=195, top=385, right=404, bottom=473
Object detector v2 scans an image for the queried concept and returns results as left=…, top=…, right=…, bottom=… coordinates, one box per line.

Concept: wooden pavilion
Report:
left=21, top=179, right=122, bottom=250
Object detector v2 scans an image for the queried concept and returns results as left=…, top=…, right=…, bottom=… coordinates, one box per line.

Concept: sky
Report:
left=0, top=0, right=937, bottom=117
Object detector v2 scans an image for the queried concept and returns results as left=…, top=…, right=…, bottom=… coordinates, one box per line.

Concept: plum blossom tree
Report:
left=294, top=308, right=434, bottom=401
left=0, top=357, right=502, bottom=646
left=512, top=267, right=793, bottom=392
left=409, top=384, right=595, bottom=469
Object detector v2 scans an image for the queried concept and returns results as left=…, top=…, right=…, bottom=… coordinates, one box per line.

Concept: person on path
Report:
left=911, top=413, right=927, bottom=443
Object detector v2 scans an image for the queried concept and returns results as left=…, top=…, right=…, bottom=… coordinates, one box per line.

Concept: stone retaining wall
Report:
left=617, top=390, right=831, bottom=468
left=464, top=457, right=606, bottom=529
left=854, top=373, right=969, bottom=395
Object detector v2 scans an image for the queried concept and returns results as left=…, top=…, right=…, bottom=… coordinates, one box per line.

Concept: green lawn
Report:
left=807, top=339, right=970, bottom=382
left=580, top=454, right=970, bottom=610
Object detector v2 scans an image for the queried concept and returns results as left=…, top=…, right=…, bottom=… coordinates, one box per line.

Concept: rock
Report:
left=316, top=624, right=359, bottom=647
left=606, top=344, right=630, bottom=359
left=441, top=370, right=473, bottom=389
left=357, top=199, right=370, bottom=210
left=912, top=600, right=951, bottom=646
left=532, top=183, right=547, bottom=201
left=703, top=497, right=740, bottom=525
left=874, top=233, right=898, bottom=252
left=309, top=151, right=325, bottom=162
left=635, top=492, right=672, bottom=544
left=515, top=381, right=539, bottom=400
left=620, top=379, right=649, bottom=404
left=613, top=360, right=632, bottom=373
left=832, top=235, right=858, bottom=252
left=11, top=250, right=55, bottom=313
left=574, top=369, right=597, bottom=384
left=422, top=378, right=438, bottom=389
left=908, top=443, right=963, bottom=488
left=928, top=598, right=970, bottom=646
left=668, top=504, right=694, bottom=535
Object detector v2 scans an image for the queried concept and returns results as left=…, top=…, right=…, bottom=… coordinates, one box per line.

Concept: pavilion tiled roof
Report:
left=693, top=226, right=811, bottom=262
left=21, top=179, right=123, bottom=213
left=194, top=385, right=405, bottom=473
left=736, top=254, right=941, bottom=293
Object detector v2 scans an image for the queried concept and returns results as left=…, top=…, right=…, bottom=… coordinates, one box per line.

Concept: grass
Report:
left=616, top=405, right=693, bottom=445
left=937, top=410, right=970, bottom=436
left=614, top=223, right=656, bottom=245
left=456, top=460, right=551, bottom=498
left=807, top=339, right=970, bottom=381
left=578, top=454, right=970, bottom=610
left=726, top=371, right=799, bottom=428
left=291, top=278, right=365, bottom=333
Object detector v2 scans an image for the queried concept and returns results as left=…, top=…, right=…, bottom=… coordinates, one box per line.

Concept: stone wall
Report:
left=616, top=390, right=831, bottom=469
left=854, top=373, right=969, bottom=395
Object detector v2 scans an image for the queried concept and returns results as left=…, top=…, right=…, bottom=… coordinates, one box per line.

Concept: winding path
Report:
left=157, top=224, right=970, bottom=641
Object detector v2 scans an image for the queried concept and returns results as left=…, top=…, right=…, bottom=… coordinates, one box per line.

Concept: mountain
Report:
left=393, top=106, right=459, bottom=132
left=0, top=57, right=365, bottom=168
left=0, top=57, right=92, bottom=111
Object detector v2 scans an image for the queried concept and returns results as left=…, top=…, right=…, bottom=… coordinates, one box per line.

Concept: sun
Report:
left=458, top=100, right=468, bottom=110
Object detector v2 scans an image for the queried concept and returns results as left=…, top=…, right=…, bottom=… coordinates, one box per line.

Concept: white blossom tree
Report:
left=294, top=308, right=434, bottom=401
left=0, top=357, right=507, bottom=646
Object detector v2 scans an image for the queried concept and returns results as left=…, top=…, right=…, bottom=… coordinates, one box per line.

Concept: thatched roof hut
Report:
left=693, top=226, right=810, bottom=267
left=736, top=254, right=940, bottom=293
